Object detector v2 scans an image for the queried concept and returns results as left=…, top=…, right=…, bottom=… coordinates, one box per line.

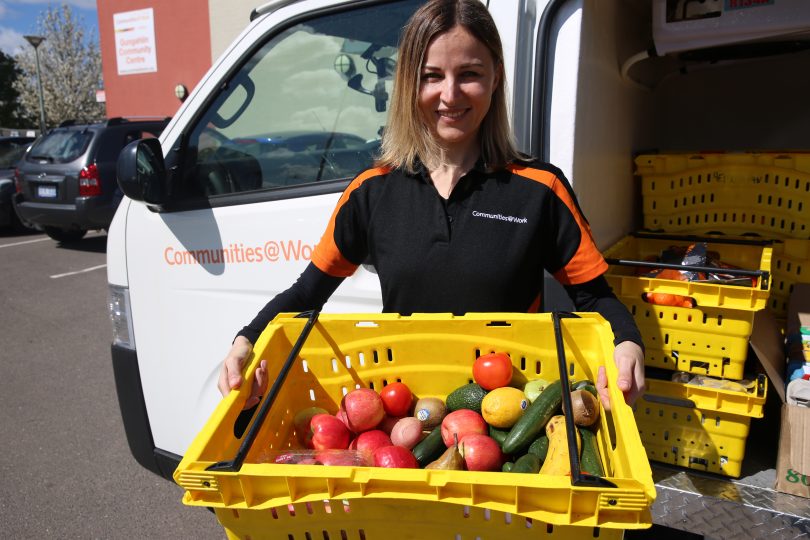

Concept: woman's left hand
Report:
left=596, top=340, right=645, bottom=411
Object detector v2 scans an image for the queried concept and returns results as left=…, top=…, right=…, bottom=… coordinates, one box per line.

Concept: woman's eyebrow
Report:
left=421, top=60, right=486, bottom=71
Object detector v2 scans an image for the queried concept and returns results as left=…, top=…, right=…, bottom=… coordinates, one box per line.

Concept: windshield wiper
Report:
left=29, top=155, right=53, bottom=162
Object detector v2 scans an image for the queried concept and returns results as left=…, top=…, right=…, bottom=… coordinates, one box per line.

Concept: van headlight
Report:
left=108, top=285, right=135, bottom=349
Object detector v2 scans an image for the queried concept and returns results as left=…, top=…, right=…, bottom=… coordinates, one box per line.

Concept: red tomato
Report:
left=379, top=382, right=413, bottom=417
left=473, top=352, right=513, bottom=390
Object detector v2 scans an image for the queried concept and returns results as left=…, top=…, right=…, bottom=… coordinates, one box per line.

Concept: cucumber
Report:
left=527, top=433, right=549, bottom=461
left=511, top=453, right=541, bottom=474
left=502, top=461, right=515, bottom=472
left=579, top=427, right=604, bottom=476
left=412, top=426, right=445, bottom=467
left=501, top=379, right=562, bottom=455
left=489, top=425, right=510, bottom=447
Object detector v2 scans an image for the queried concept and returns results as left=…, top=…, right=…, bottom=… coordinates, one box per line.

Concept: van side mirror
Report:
left=117, top=138, right=167, bottom=205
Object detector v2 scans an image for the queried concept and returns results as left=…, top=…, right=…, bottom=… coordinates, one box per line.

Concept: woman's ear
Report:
left=493, top=63, right=503, bottom=94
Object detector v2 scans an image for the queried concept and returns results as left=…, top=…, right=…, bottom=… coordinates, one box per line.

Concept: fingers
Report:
left=217, top=337, right=253, bottom=398
left=245, top=359, right=268, bottom=409
left=597, top=341, right=646, bottom=411
left=596, top=365, right=612, bottom=411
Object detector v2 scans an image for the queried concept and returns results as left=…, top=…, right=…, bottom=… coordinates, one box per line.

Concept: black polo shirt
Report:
left=311, top=159, right=608, bottom=315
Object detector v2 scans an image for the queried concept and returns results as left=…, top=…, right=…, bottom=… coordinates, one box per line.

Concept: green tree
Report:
left=0, top=51, right=32, bottom=128
left=13, top=3, right=104, bottom=128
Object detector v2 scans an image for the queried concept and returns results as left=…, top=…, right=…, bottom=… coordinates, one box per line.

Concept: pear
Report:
left=425, top=433, right=465, bottom=470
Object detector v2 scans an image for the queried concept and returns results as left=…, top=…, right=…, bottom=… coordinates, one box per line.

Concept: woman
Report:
left=218, top=0, right=645, bottom=410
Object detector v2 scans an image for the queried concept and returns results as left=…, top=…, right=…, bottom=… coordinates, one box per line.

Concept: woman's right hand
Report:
left=217, top=335, right=268, bottom=409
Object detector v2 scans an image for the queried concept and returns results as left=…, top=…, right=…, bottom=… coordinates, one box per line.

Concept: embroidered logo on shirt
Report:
left=471, top=210, right=528, bottom=224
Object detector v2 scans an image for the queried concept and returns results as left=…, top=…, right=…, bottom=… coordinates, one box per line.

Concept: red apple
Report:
left=308, top=413, right=351, bottom=450
left=293, top=406, right=328, bottom=444
left=372, top=445, right=419, bottom=468
left=335, top=408, right=354, bottom=433
left=341, top=388, right=385, bottom=432
left=349, top=429, right=393, bottom=457
left=460, top=433, right=503, bottom=472
left=441, top=409, right=488, bottom=447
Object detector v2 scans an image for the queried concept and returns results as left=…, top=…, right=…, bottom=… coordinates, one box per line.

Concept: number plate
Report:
left=37, top=185, right=57, bottom=198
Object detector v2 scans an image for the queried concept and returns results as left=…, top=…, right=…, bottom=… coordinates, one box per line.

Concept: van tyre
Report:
left=44, top=227, right=87, bottom=243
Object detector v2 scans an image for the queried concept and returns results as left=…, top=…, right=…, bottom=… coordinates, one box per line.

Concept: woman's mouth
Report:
left=437, top=109, right=467, bottom=120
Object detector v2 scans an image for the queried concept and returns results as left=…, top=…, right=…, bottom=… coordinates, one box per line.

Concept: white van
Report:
left=109, top=0, right=810, bottom=531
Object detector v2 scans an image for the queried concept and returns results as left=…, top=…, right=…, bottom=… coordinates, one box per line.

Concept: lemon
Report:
left=481, top=387, right=528, bottom=428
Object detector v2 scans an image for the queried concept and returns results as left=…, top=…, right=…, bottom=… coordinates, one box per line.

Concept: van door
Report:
left=124, top=0, right=422, bottom=457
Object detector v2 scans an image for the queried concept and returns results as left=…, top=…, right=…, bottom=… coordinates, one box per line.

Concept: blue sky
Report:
left=0, top=0, right=98, bottom=55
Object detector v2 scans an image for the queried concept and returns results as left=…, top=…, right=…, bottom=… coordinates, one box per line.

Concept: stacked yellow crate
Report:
left=637, top=152, right=810, bottom=322
left=603, top=151, right=810, bottom=477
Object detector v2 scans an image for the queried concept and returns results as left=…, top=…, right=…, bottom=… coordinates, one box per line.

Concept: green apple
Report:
left=523, top=378, right=550, bottom=403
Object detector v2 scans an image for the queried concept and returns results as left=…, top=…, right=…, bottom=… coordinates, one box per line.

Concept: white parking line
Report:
left=0, top=231, right=105, bottom=249
left=0, top=237, right=50, bottom=249
left=50, top=264, right=107, bottom=279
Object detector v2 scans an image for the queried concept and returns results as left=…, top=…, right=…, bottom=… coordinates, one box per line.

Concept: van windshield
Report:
left=184, top=0, right=421, bottom=197
left=28, top=130, right=93, bottom=164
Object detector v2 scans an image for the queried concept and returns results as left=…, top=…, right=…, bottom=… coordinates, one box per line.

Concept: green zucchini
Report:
left=579, top=427, right=604, bottom=476
left=501, top=379, right=562, bottom=455
left=412, top=426, right=445, bottom=467
left=489, top=425, right=510, bottom=447
left=527, top=433, right=549, bottom=461
left=511, top=453, right=541, bottom=473
left=502, top=461, right=515, bottom=472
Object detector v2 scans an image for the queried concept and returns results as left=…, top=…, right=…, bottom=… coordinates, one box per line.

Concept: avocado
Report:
left=445, top=383, right=488, bottom=413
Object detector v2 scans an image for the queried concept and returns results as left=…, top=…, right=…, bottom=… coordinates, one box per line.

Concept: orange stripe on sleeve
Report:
left=311, top=166, right=390, bottom=277
left=508, top=164, right=608, bottom=285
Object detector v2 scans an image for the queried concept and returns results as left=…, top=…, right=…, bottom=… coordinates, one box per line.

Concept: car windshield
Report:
left=0, top=142, right=30, bottom=168
left=28, top=130, right=93, bottom=163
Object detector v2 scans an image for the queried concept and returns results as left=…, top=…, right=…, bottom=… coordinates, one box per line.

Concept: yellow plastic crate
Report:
left=632, top=375, right=767, bottom=478
left=619, top=296, right=753, bottom=380
left=768, top=239, right=810, bottom=320
left=603, top=234, right=771, bottom=380
left=603, top=234, right=772, bottom=311
left=636, top=152, right=810, bottom=239
left=215, top=499, right=624, bottom=540
left=175, top=313, right=655, bottom=533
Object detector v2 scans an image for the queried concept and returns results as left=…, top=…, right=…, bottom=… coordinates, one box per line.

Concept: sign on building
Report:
left=113, top=8, right=158, bottom=75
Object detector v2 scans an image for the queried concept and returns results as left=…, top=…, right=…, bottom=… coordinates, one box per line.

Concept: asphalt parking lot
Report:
left=0, top=228, right=223, bottom=539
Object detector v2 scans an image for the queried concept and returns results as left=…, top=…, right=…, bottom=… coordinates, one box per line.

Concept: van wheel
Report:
left=44, top=227, right=87, bottom=242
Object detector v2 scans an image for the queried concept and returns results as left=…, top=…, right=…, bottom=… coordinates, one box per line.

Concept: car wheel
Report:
left=43, top=227, right=87, bottom=242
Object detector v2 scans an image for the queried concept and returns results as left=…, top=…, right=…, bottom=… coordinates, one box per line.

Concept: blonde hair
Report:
left=377, top=0, right=520, bottom=173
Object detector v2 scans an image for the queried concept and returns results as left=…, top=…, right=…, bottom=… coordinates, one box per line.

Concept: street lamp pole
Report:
left=24, top=35, right=47, bottom=135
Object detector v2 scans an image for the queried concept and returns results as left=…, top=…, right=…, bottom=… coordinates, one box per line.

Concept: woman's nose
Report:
left=440, top=77, right=461, bottom=103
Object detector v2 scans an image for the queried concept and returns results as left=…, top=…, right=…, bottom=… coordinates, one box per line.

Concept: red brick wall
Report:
left=97, top=0, right=211, bottom=118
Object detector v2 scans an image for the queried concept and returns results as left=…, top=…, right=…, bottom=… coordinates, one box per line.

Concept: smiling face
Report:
left=418, top=25, right=501, bottom=159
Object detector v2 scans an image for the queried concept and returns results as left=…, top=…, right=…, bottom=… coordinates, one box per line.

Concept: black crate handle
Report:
left=607, top=232, right=771, bottom=290
left=552, top=311, right=617, bottom=488
left=208, top=310, right=320, bottom=472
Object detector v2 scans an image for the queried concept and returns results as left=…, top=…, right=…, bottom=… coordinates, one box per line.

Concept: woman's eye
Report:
left=421, top=73, right=441, bottom=81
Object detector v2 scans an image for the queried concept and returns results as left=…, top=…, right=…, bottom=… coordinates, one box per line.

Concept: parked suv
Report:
left=0, top=136, right=36, bottom=230
left=14, top=117, right=169, bottom=242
